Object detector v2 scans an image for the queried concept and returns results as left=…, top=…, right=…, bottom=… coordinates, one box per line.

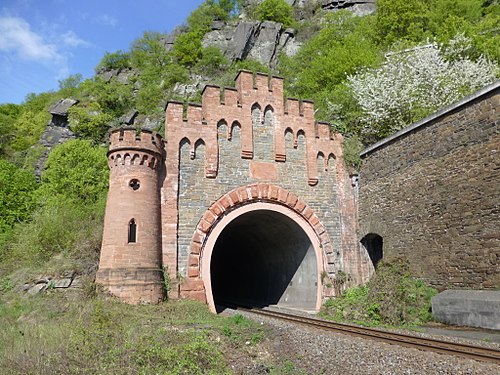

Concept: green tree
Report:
left=10, top=110, right=50, bottom=152
left=58, top=74, right=83, bottom=98
left=196, top=46, right=229, bottom=76
left=254, top=0, right=294, bottom=27
left=0, top=104, right=21, bottom=155
left=279, top=11, right=381, bottom=126
left=375, top=0, right=431, bottom=45
left=172, top=31, right=203, bottom=67
left=68, top=102, right=113, bottom=142
left=0, top=159, right=38, bottom=233
left=187, top=0, right=236, bottom=32
left=96, top=50, right=131, bottom=71
left=131, top=32, right=170, bottom=70
left=38, top=140, right=109, bottom=206
left=79, top=78, right=133, bottom=116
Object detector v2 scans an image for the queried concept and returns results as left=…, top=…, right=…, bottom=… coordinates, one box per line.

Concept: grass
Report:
left=0, top=288, right=272, bottom=374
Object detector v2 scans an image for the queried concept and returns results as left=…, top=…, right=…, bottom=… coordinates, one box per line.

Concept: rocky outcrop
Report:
left=35, top=99, right=78, bottom=178
left=97, top=67, right=138, bottom=85
left=203, top=20, right=300, bottom=67
left=321, top=0, right=376, bottom=16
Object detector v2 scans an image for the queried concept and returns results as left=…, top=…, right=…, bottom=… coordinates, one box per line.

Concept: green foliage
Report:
left=96, top=50, right=131, bottom=71
left=131, top=32, right=170, bottom=70
left=2, top=91, right=54, bottom=153
left=57, top=74, right=83, bottom=97
left=0, top=298, right=268, bottom=374
left=38, top=140, right=108, bottom=206
left=172, top=30, right=204, bottom=67
left=68, top=102, right=113, bottom=141
left=375, top=0, right=432, bottom=45
left=195, top=46, right=229, bottom=75
left=322, top=258, right=438, bottom=326
left=375, top=0, right=499, bottom=61
left=280, top=11, right=382, bottom=126
left=9, top=110, right=50, bottom=152
left=4, top=199, right=104, bottom=265
left=188, top=1, right=230, bottom=32
left=0, top=159, right=38, bottom=233
left=0, top=104, right=21, bottom=155
left=79, top=77, right=133, bottom=117
left=253, top=0, right=295, bottom=27
left=342, top=136, right=363, bottom=171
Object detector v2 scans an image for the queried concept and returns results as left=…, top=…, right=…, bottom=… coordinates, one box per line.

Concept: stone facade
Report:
left=97, top=70, right=365, bottom=307
left=359, top=83, right=500, bottom=290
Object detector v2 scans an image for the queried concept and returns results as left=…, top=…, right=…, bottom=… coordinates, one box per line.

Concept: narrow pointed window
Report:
left=128, top=219, right=137, bottom=243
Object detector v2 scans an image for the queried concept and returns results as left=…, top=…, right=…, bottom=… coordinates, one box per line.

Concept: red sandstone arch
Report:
left=182, top=183, right=334, bottom=312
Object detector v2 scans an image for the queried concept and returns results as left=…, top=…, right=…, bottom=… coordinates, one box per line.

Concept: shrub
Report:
left=79, top=78, right=133, bottom=117
left=196, top=46, right=229, bottom=75
left=172, top=30, right=204, bottom=67
left=96, top=50, right=131, bottom=71
left=6, top=200, right=104, bottom=265
left=0, top=159, right=38, bottom=234
left=253, top=0, right=295, bottom=27
left=68, top=102, right=113, bottom=142
left=322, top=257, right=438, bottom=326
left=38, top=140, right=108, bottom=206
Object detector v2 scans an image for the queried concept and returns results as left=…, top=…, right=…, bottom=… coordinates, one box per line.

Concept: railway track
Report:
left=222, top=303, right=500, bottom=365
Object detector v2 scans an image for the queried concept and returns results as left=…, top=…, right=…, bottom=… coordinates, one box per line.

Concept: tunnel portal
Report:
left=210, top=209, right=318, bottom=311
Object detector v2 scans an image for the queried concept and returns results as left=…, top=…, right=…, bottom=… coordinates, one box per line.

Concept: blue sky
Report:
left=0, top=0, right=205, bottom=104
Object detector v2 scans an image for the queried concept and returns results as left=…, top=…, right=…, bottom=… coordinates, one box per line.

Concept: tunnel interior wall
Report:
left=359, top=85, right=500, bottom=289
left=210, top=210, right=317, bottom=309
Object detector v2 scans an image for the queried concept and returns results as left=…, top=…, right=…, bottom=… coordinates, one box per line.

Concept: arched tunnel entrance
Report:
left=204, top=206, right=321, bottom=313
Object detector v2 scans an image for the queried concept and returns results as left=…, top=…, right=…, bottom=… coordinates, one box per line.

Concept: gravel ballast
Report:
left=227, top=309, right=500, bottom=374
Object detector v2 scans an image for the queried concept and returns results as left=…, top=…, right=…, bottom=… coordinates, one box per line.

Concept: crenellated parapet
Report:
left=108, top=127, right=164, bottom=171
left=164, top=70, right=344, bottom=185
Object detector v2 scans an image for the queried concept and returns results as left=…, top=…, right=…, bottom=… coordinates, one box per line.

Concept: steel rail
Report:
left=223, top=303, right=500, bottom=365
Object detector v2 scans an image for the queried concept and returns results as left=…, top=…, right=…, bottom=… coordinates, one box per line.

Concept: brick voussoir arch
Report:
left=183, top=184, right=334, bottom=298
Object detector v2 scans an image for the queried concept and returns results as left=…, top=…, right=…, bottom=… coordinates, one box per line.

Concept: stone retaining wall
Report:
left=359, top=83, right=500, bottom=289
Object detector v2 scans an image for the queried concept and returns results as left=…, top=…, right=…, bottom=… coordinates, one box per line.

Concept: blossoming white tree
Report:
left=347, top=35, right=499, bottom=140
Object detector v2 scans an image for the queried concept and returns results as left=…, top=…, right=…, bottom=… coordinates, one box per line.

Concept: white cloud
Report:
left=0, top=16, right=62, bottom=62
left=95, top=14, right=117, bottom=27
left=62, top=30, right=90, bottom=47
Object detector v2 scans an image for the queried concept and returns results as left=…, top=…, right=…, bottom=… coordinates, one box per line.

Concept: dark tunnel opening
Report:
left=361, top=233, right=383, bottom=268
left=210, top=209, right=317, bottom=312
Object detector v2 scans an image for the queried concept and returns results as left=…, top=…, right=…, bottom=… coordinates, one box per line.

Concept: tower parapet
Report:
left=97, top=127, right=166, bottom=304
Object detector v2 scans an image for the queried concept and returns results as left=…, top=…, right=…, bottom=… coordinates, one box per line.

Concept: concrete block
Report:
left=432, top=290, right=500, bottom=330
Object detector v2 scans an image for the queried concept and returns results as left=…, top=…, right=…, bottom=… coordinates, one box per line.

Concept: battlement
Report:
left=165, top=70, right=343, bottom=184
left=109, top=127, right=164, bottom=156
left=108, top=127, right=165, bottom=170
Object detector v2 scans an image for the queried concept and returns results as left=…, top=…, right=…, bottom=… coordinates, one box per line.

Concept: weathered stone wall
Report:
left=359, top=84, right=500, bottom=289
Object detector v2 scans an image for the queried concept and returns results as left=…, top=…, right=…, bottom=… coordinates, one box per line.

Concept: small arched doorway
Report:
left=361, top=233, right=383, bottom=268
left=200, top=201, right=323, bottom=313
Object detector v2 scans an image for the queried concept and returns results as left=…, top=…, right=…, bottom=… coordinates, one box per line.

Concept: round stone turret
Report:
left=96, top=127, right=166, bottom=304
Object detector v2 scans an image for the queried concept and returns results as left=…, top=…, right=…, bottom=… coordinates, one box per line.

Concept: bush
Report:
left=96, top=50, right=131, bottom=71
left=6, top=200, right=104, bottom=265
left=79, top=78, right=133, bottom=117
left=172, top=31, right=204, bottom=67
left=253, top=0, right=295, bottom=27
left=38, top=140, right=108, bottom=206
left=68, top=102, right=113, bottom=142
left=0, top=159, right=38, bottom=234
left=322, top=258, right=438, bottom=326
left=196, top=46, right=229, bottom=75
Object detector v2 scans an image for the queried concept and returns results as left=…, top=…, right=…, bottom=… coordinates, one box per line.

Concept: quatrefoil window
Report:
left=129, top=179, right=140, bottom=191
